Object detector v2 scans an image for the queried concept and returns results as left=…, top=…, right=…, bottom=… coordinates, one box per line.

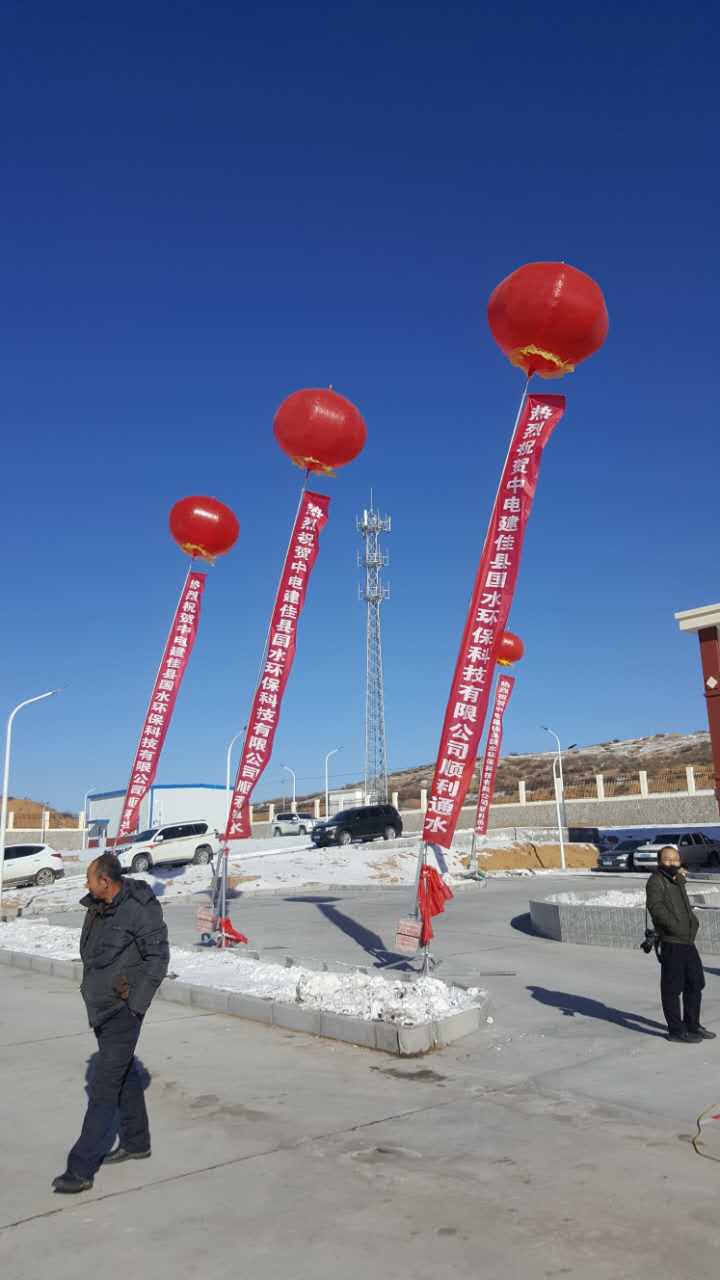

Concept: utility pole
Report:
left=358, top=497, right=390, bottom=803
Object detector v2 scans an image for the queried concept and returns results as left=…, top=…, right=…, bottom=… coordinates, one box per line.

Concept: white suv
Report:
left=116, top=821, right=220, bottom=874
left=273, top=811, right=316, bottom=837
left=2, top=843, right=65, bottom=887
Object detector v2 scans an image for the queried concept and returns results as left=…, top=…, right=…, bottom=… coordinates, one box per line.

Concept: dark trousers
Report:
left=68, top=1004, right=149, bottom=1178
left=660, top=941, right=705, bottom=1036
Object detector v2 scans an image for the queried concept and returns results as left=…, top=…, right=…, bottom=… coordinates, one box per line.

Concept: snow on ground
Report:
left=3, top=839, right=460, bottom=915
left=550, top=888, right=720, bottom=907
left=0, top=918, right=484, bottom=1026
left=4, top=830, right=595, bottom=917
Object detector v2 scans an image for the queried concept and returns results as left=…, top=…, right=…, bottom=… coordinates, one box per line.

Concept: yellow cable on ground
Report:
left=692, top=1103, right=720, bottom=1162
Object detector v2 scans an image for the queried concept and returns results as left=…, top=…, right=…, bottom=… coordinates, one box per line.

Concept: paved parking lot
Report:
left=3, top=874, right=720, bottom=1279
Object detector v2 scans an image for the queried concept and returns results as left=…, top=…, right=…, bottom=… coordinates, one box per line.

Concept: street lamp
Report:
left=225, top=727, right=247, bottom=821
left=281, top=765, right=296, bottom=812
left=82, top=788, right=96, bottom=851
left=324, top=747, right=341, bottom=819
left=1, top=690, right=61, bottom=909
left=542, top=725, right=567, bottom=871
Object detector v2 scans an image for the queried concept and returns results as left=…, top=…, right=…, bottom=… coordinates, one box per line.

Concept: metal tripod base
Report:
left=418, top=946, right=439, bottom=975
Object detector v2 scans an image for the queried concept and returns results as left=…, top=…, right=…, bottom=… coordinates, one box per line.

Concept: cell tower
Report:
left=358, top=498, right=391, bottom=803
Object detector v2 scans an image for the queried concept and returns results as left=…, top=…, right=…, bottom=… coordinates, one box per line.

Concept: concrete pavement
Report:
left=3, top=876, right=720, bottom=1278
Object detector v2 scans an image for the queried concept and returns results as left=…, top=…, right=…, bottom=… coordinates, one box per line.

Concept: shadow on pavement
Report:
left=510, top=912, right=540, bottom=937
left=313, top=901, right=414, bottom=971
left=527, top=986, right=667, bottom=1037
left=283, top=895, right=342, bottom=904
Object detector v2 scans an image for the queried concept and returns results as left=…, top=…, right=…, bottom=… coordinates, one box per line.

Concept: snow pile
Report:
left=0, top=919, right=483, bottom=1027
left=550, top=888, right=720, bottom=908
left=3, top=842, right=460, bottom=915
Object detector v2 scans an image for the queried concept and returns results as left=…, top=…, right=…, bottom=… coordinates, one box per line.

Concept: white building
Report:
left=88, top=783, right=229, bottom=839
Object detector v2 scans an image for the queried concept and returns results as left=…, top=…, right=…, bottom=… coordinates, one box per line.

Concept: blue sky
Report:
left=2, top=1, right=718, bottom=812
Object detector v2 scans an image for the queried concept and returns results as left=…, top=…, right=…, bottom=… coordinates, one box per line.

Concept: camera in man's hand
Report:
left=640, top=928, right=659, bottom=955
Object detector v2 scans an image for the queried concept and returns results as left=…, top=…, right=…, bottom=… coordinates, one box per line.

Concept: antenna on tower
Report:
left=357, top=498, right=391, bottom=804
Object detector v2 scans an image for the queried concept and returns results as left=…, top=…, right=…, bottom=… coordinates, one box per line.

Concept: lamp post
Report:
left=281, top=765, right=296, bottom=812
left=82, top=788, right=96, bottom=851
left=225, top=727, right=247, bottom=821
left=542, top=725, right=566, bottom=871
left=324, top=747, right=341, bottom=819
left=1, top=690, right=61, bottom=910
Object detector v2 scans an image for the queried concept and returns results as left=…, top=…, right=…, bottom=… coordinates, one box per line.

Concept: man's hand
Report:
left=113, top=975, right=130, bottom=1001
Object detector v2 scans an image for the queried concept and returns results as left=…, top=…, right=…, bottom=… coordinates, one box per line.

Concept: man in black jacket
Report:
left=646, top=844, right=716, bottom=1044
left=53, top=853, right=169, bottom=1194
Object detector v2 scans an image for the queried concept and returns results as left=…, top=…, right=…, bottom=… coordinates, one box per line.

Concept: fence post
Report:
left=391, top=790, right=399, bottom=809
left=686, top=766, right=696, bottom=795
left=596, top=773, right=605, bottom=801
left=639, top=771, right=649, bottom=797
left=420, top=788, right=428, bottom=813
left=518, top=780, right=526, bottom=805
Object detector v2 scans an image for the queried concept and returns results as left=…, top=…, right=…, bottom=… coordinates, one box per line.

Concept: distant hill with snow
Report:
left=279, top=732, right=713, bottom=809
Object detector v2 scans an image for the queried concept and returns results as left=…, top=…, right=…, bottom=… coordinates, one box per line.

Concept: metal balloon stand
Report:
left=463, top=830, right=488, bottom=884
left=412, top=841, right=439, bottom=976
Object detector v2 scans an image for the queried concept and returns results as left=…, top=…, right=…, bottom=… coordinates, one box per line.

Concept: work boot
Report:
left=668, top=1030, right=703, bottom=1043
left=52, top=1171, right=94, bottom=1194
left=687, top=1025, right=717, bottom=1040
left=104, top=1146, right=151, bottom=1164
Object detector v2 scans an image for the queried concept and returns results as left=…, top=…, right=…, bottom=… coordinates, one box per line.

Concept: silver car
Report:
left=272, top=811, right=316, bottom=837
left=632, top=831, right=720, bottom=871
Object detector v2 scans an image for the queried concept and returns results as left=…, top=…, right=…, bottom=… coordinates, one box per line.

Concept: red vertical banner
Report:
left=117, top=570, right=207, bottom=839
left=474, top=673, right=514, bottom=836
left=422, top=393, right=565, bottom=848
left=225, top=491, right=330, bottom=841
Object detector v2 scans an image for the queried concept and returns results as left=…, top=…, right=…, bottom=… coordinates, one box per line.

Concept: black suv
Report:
left=311, top=804, right=403, bottom=847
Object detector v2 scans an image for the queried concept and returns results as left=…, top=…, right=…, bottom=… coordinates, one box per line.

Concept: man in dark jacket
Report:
left=646, top=844, right=716, bottom=1044
left=52, top=853, right=169, bottom=1194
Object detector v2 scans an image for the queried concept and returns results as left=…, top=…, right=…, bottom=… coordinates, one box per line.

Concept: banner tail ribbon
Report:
left=422, top=393, right=565, bottom=849
left=117, top=569, right=207, bottom=840
left=225, top=490, right=330, bottom=841
left=474, top=673, right=515, bottom=837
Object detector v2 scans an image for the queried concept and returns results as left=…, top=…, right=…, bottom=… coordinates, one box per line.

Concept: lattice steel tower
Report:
left=358, top=499, right=391, bottom=803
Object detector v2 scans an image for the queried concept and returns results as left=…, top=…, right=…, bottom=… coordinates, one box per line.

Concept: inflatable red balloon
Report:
left=496, top=630, right=524, bottom=667
left=273, top=387, right=367, bottom=473
left=169, top=496, right=240, bottom=562
left=488, top=262, right=608, bottom=379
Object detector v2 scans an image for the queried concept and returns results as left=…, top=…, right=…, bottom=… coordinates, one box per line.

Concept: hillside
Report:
left=8, top=797, right=79, bottom=830
left=267, top=731, right=714, bottom=811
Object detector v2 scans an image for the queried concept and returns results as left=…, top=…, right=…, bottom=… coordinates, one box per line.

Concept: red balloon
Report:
left=169, top=496, right=239, bottom=562
left=496, top=630, right=524, bottom=667
left=488, top=262, right=608, bottom=379
left=273, top=387, right=367, bottom=473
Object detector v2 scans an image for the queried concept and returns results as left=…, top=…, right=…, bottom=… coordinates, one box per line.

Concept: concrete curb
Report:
left=529, top=894, right=720, bottom=953
left=0, top=947, right=492, bottom=1055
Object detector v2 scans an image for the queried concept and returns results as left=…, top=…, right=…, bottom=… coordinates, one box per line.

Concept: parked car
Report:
left=2, top=843, right=64, bottom=887
left=597, top=838, right=646, bottom=871
left=311, top=804, right=403, bottom=847
left=632, top=831, right=720, bottom=871
left=569, top=828, right=621, bottom=852
left=273, top=811, right=317, bottom=837
left=115, top=821, right=221, bottom=874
